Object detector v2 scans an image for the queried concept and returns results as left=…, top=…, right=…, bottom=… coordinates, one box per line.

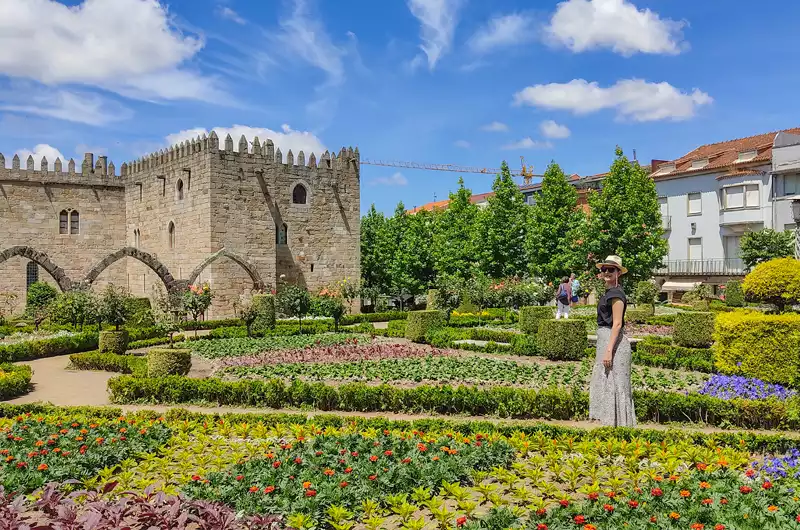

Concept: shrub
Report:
left=535, top=319, right=587, bottom=361
left=714, top=311, right=800, bottom=386
left=426, top=289, right=440, bottom=310
left=0, top=331, right=98, bottom=362
left=250, top=294, right=276, bottom=334
left=177, top=318, right=243, bottom=331
left=70, top=351, right=146, bottom=376
left=126, top=334, right=186, bottom=350
left=99, top=330, right=129, bottom=354
left=742, top=257, right=800, bottom=312
left=340, top=311, right=407, bottom=325
left=645, top=315, right=675, bottom=325
left=519, top=306, right=554, bottom=334
left=632, top=280, right=659, bottom=306
left=625, top=308, right=651, bottom=324
left=691, top=299, right=710, bottom=311
left=405, top=310, right=446, bottom=342
left=635, top=336, right=714, bottom=372
left=674, top=311, right=714, bottom=348
left=724, top=280, right=745, bottom=307
left=25, top=282, right=58, bottom=312
left=128, top=297, right=155, bottom=328
left=0, top=363, right=31, bottom=400
left=147, top=348, right=192, bottom=377
left=276, top=283, right=311, bottom=329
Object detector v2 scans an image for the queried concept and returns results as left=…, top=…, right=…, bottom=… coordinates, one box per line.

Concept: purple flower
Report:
left=698, top=374, right=795, bottom=401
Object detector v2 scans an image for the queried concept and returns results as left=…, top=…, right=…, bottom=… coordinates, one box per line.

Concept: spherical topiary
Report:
left=147, top=348, right=192, bottom=377
left=535, top=319, right=587, bottom=361
left=251, top=294, right=276, bottom=334
left=99, top=330, right=129, bottom=354
left=742, top=257, right=800, bottom=312
left=405, top=310, right=446, bottom=343
left=519, top=306, right=554, bottom=334
left=674, top=311, right=714, bottom=348
left=724, top=280, right=745, bottom=308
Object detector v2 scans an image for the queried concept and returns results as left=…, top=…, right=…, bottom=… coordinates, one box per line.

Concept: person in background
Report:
left=570, top=273, right=580, bottom=307
left=589, top=255, right=635, bottom=427
left=555, top=276, right=572, bottom=319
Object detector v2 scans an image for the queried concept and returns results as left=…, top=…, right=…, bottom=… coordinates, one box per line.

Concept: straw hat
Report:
left=596, top=255, right=628, bottom=275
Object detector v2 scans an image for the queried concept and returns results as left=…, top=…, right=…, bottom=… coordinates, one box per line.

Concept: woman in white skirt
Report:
left=589, top=255, right=636, bottom=427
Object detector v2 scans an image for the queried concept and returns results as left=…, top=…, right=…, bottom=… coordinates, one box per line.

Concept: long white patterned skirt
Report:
left=589, top=326, right=637, bottom=427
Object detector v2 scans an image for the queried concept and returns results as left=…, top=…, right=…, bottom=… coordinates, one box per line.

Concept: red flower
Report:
left=536, top=509, right=546, bottom=517
left=573, top=515, right=586, bottom=524
left=384, top=450, right=393, bottom=456
left=720, top=498, right=729, bottom=505
left=249, top=486, right=259, bottom=493
left=294, top=458, right=303, bottom=464
left=344, top=467, right=353, bottom=473
left=537, top=525, right=548, bottom=530
left=651, top=488, right=663, bottom=497
left=690, top=524, right=704, bottom=530
left=16, top=462, right=26, bottom=468
left=456, top=517, right=467, bottom=526
left=605, top=492, right=616, bottom=499
left=714, top=526, right=725, bottom=530
left=603, top=504, right=614, bottom=513
left=263, top=486, right=275, bottom=494
left=191, top=475, right=201, bottom=481
left=236, top=475, right=244, bottom=481
left=628, top=500, right=639, bottom=508
left=588, top=492, right=599, bottom=501
left=560, top=500, right=569, bottom=507
left=650, top=516, right=657, bottom=523
left=699, top=482, right=710, bottom=489
left=340, top=481, right=348, bottom=488
left=739, top=486, right=752, bottom=494
left=401, top=458, right=411, bottom=464
left=369, top=455, right=378, bottom=462
left=323, top=469, right=335, bottom=477
left=745, top=469, right=755, bottom=477
left=368, top=474, right=377, bottom=481
left=305, top=489, right=317, bottom=497
left=351, top=451, right=359, bottom=457
left=273, top=461, right=281, bottom=469
left=762, top=481, right=773, bottom=489
left=315, top=451, right=323, bottom=456
left=680, top=490, right=691, bottom=498
left=701, top=498, right=713, bottom=506
left=696, top=462, right=708, bottom=471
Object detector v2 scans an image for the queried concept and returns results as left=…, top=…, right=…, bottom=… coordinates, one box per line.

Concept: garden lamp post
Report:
left=792, top=199, right=800, bottom=259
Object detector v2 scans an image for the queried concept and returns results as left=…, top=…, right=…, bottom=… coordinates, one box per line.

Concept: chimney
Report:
left=650, top=159, right=669, bottom=174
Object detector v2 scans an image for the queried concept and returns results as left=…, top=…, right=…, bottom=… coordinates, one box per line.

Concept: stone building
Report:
left=0, top=132, right=361, bottom=318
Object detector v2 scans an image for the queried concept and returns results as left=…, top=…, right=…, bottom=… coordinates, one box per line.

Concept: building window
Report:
left=26, top=261, right=39, bottom=289
left=176, top=179, right=184, bottom=200
left=276, top=223, right=288, bottom=245
left=59, top=210, right=68, bottom=234
left=688, top=192, right=702, bottom=215
left=168, top=222, right=175, bottom=249
left=688, top=237, right=703, bottom=261
left=133, top=229, right=140, bottom=248
left=785, top=174, right=800, bottom=196
left=292, top=184, right=307, bottom=205
left=70, top=210, right=79, bottom=234
left=723, top=184, right=759, bottom=209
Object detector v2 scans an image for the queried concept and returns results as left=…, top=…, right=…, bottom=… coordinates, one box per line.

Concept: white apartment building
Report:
left=650, top=127, right=800, bottom=298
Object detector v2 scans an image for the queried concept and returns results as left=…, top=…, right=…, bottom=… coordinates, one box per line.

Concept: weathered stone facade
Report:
left=0, top=132, right=361, bottom=318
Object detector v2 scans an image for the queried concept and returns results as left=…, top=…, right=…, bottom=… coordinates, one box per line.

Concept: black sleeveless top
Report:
left=597, top=286, right=627, bottom=328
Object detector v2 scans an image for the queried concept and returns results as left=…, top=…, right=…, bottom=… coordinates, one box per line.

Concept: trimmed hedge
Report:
left=405, top=310, right=446, bottom=343
left=535, top=319, right=587, bottom=361
left=674, top=311, right=714, bottom=348
left=251, top=294, right=276, bottom=334
left=177, top=319, right=244, bottom=331
left=70, top=351, right=146, bottom=376
left=425, top=327, right=536, bottom=356
left=147, top=348, right=192, bottom=377
left=634, top=336, right=715, bottom=372
left=645, top=315, right=676, bottom=325
left=0, top=331, right=98, bottom=362
left=519, top=306, right=554, bottom=334
left=99, top=330, right=129, bottom=354
left=427, top=289, right=440, bottom=310
left=714, top=311, right=800, bottom=386
left=341, top=311, right=408, bottom=325
left=0, top=363, right=32, bottom=400
left=625, top=308, right=651, bottom=324
left=724, top=280, right=745, bottom=307
left=107, top=375, right=800, bottom=430
left=127, top=334, right=186, bottom=350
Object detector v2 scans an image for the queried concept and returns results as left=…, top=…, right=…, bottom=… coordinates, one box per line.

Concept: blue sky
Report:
left=2, top=0, right=800, bottom=215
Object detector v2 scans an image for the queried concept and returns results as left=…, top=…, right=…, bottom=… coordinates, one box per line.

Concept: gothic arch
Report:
left=84, top=247, right=177, bottom=291
left=0, top=246, right=72, bottom=291
left=187, top=248, right=266, bottom=291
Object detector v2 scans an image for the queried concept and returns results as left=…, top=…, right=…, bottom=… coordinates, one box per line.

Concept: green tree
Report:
left=386, top=202, right=434, bottom=300
left=740, top=228, right=793, bottom=270
left=360, top=204, right=391, bottom=295
left=50, top=289, right=92, bottom=330
left=25, top=281, right=58, bottom=314
left=182, top=283, right=213, bottom=332
left=525, top=161, right=583, bottom=282
left=99, top=284, right=134, bottom=331
left=432, top=177, right=479, bottom=282
left=477, top=162, right=528, bottom=278
left=276, top=283, right=312, bottom=330
left=573, top=147, right=668, bottom=283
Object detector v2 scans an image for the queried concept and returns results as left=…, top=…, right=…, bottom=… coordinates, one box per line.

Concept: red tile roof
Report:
left=716, top=169, right=767, bottom=181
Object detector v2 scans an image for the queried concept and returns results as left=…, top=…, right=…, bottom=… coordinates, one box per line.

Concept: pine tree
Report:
left=432, top=177, right=479, bottom=282
left=477, top=161, right=528, bottom=278
left=526, top=161, right=583, bottom=282
left=574, top=147, right=668, bottom=283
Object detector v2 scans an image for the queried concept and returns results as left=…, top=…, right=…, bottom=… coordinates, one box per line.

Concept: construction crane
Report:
left=360, top=158, right=542, bottom=179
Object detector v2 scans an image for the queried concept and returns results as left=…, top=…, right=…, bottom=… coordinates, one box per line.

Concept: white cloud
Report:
left=468, top=13, right=534, bottom=54
left=454, top=139, right=471, bottom=148
left=370, top=172, right=408, bottom=186
left=481, top=121, right=509, bottom=132
left=165, top=124, right=327, bottom=159
left=540, top=119, right=571, bottom=139
left=546, top=0, right=686, bottom=56
left=217, top=6, right=246, bottom=25
left=408, top=0, right=463, bottom=70
left=501, top=137, right=553, bottom=150
left=0, top=0, right=222, bottom=102
left=9, top=144, right=67, bottom=170
left=0, top=87, right=133, bottom=126
left=513, top=78, right=712, bottom=122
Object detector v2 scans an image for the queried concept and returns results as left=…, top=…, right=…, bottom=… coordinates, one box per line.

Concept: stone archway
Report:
left=0, top=246, right=72, bottom=291
left=187, top=248, right=266, bottom=291
left=84, top=247, right=177, bottom=291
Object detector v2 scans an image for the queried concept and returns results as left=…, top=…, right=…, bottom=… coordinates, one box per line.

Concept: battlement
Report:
left=123, top=131, right=360, bottom=176
left=0, top=152, right=123, bottom=188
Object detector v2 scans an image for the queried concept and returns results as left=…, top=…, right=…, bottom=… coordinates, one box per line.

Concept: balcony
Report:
left=656, top=258, right=746, bottom=277
left=719, top=207, right=763, bottom=227
left=662, top=215, right=672, bottom=230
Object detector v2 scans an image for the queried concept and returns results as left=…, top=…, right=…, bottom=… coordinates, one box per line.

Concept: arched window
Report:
left=133, top=229, right=140, bottom=248
left=292, top=184, right=307, bottom=205
left=26, top=261, right=39, bottom=289
left=168, top=222, right=175, bottom=249
left=276, top=223, right=288, bottom=245
left=176, top=179, right=184, bottom=200
left=70, top=210, right=79, bottom=234
left=59, top=210, right=68, bottom=234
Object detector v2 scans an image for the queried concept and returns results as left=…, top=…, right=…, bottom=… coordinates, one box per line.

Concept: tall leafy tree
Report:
left=386, top=202, right=431, bottom=299
left=740, top=228, right=794, bottom=270
left=477, top=162, right=529, bottom=278
left=360, top=204, right=390, bottom=293
left=525, top=161, right=583, bottom=282
left=573, top=147, right=668, bottom=283
left=432, top=177, right=479, bottom=282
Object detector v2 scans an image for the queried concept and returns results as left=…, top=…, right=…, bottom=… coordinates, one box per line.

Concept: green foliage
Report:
left=0, top=331, right=98, bottom=362
left=147, top=348, right=192, bottom=377
left=128, top=297, right=155, bottom=328
left=187, top=333, right=365, bottom=359
left=314, top=293, right=346, bottom=331
left=632, top=280, right=659, bottom=306
left=404, top=310, right=446, bottom=343
left=625, top=308, right=652, bottom=324
left=360, top=204, right=391, bottom=295
left=48, top=289, right=95, bottom=330
left=535, top=320, right=588, bottom=361
left=70, top=350, right=147, bottom=376
left=426, top=289, right=440, bottom=310
left=740, top=228, right=793, bottom=270
left=182, top=283, right=213, bottom=324
left=674, top=311, right=714, bottom=348
left=742, top=257, right=800, bottom=312
left=25, top=281, right=58, bottom=313
left=250, top=294, right=276, bottom=335
left=431, top=177, right=479, bottom=282
left=0, top=363, right=31, bottom=400
left=276, top=283, right=312, bottom=328
left=386, top=203, right=435, bottom=299
left=572, top=147, right=668, bottom=283
left=634, top=336, right=715, bottom=373
left=98, top=330, right=129, bottom=354
left=340, top=311, right=407, bottom=325
left=714, top=311, right=800, bottom=385
left=126, top=334, right=186, bottom=350
left=99, top=284, right=134, bottom=330
left=177, top=318, right=243, bottom=330
left=518, top=306, right=554, bottom=334
left=525, top=161, right=583, bottom=282
left=430, top=275, right=464, bottom=318
left=724, top=279, right=745, bottom=307
left=476, top=162, right=528, bottom=278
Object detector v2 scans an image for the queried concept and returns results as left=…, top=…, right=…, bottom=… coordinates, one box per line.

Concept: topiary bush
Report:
left=405, top=310, right=446, bottom=343
left=674, top=312, right=714, bottom=348
left=625, top=308, right=651, bottom=324
left=519, top=306, right=554, bottom=334
left=251, top=294, right=276, bottom=334
left=147, top=348, right=192, bottom=378
left=714, top=311, right=800, bottom=386
left=724, top=280, right=745, bottom=307
left=742, top=257, right=800, bottom=312
left=535, top=319, right=587, bottom=361
left=99, top=330, right=129, bottom=354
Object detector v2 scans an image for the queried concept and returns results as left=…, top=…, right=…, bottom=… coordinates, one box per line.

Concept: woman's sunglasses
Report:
left=599, top=266, right=617, bottom=273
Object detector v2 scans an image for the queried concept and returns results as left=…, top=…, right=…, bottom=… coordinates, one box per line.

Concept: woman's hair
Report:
left=561, top=276, right=569, bottom=284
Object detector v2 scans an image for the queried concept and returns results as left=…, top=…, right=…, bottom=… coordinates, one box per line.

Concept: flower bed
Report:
left=187, top=333, right=368, bottom=359
left=0, top=331, right=98, bottom=362
left=699, top=374, right=796, bottom=401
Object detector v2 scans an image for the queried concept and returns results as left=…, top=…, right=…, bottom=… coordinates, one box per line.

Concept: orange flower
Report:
left=302, top=481, right=312, bottom=489
left=669, top=512, right=680, bottom=520
left=680, top=490, right=691, bottom=498
left=249, top=486, right=259, bottom=493
left=583, top=525, right=597, bottom=530
left=699, top=482, right=710, bottom=489
left=263, top=486, right=275, bottom=494
left=323, top=469, right=335, bottom=477
left=768, top=505, right=778, bottom=512
left=37, top=463, right=48, bottom=471
left=690, top=524, right=704, bottom=530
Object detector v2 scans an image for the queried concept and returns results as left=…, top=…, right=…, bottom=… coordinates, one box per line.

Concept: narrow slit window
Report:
left=176, top=179, right=184, bottom=200
left=69, top=211, right=80, bottom=234
left=276, top=223, right=288, bottom=245
left=59, top=210, right=68, bottom=234
left=168, top=222, right=175, bottom=249
left=26, top=261, right=39, bottom=289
